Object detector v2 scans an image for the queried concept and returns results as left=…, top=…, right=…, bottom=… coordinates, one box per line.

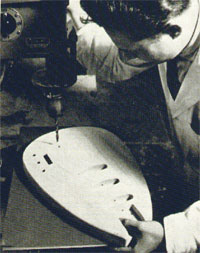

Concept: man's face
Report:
left=106, top=30, right=179, bottom=66
left=105, top=0, right=199, bottom=67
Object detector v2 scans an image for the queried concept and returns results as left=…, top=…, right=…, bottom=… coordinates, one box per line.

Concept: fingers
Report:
left=67, top=0, right=81, bottom=11
left=119, top=203, right=145, bottom=238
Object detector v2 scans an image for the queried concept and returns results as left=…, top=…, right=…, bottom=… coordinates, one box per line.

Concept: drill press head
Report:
left=1, top=0, right=79, bottom=143
left=1, top=0, right=69, bottom=59
left=1, top=0, right=78, bottom=119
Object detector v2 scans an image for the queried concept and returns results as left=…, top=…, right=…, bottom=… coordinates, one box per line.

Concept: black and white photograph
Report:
left=1, top=0, right=199, bottom=252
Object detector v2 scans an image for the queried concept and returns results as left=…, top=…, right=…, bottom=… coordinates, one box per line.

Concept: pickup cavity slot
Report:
left=43, top=154, right=53, bottom=165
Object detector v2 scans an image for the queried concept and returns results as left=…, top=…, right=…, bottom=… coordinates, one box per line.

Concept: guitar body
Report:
left=23, top=127, right=152, bottom=247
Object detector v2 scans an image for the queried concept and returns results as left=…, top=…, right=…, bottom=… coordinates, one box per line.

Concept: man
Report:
left=67, top=0, right=200, bottom=252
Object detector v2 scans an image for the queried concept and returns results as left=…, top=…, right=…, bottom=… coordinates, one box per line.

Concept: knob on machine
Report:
left=1, top=8, right=23, bottom=41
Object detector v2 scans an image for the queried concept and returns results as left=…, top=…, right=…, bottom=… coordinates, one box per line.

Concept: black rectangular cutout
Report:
left=43, top=154, right=53, bottom=165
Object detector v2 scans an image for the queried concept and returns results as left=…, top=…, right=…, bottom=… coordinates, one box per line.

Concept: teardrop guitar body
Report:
left=23, top=127, right=152, bottom=247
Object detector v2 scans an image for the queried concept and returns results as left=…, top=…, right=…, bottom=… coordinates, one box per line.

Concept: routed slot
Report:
left=43, top=154, right=53, bottom=165
left=101, top=178, right=120, bottom=186
left=129, top=204, right=144, bottom=221
left=113, top=194, right=133, bottom=202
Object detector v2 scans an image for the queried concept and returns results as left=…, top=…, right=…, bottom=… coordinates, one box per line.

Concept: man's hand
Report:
left=67, top=0, right=88, bottom=32
left=67, top=0, right=81, bottom=14
left=116, top=219, right=164, bottom=253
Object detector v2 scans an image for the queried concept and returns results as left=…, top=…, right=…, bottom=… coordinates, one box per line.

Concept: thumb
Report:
left=137, top=221, right=164, bottom=241
left=120, top=218, right=141, bottom=237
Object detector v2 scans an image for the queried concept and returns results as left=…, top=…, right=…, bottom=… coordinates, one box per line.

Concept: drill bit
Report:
left=55, top=117, right=59, bottom=142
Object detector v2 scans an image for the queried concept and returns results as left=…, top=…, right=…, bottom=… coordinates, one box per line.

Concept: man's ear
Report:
left=164, top=24, right=182, bottom=39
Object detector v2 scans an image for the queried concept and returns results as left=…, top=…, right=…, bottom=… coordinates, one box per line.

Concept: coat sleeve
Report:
left=76, top=23, right=152, bottom=83
left=164, top=200, right=200, bottom=253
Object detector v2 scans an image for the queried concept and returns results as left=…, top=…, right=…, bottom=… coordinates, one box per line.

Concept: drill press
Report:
left=31, top=32, right=77, bottom=142
left=1, top=0, right=78, bottom=142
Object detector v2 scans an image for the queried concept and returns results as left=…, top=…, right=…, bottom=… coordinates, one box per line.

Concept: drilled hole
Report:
left=127, top=194, right=133, bottom=201
left=90, top=164, right=108, bottom=170
left=100, top=178, right=120, bottom=186
left=42, top=169, right=46, bottom=173
left=101, top=164, right=108, bottom=170
left=33, top=154, right=36, bottom=157
left=37, top=162, right=40, bottom=164
left=114, top=194, right=134, bottom=203
left=113, top=178, right=120, bottom=184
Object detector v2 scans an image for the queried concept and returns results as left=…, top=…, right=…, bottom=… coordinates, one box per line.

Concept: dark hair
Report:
left=80, top=0, right=190, bottom=41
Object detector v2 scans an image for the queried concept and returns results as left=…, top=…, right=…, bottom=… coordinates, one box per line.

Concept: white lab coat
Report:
left=75, top=21, right=200, bottom=252
left=159, top=49, right=200, bottom=253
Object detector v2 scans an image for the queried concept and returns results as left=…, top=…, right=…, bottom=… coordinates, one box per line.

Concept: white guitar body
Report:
left=23, top=127, right=152, bottom=247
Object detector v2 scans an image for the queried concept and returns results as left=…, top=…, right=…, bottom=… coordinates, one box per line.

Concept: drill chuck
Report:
left=46, top=94, right=64, bottom=119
